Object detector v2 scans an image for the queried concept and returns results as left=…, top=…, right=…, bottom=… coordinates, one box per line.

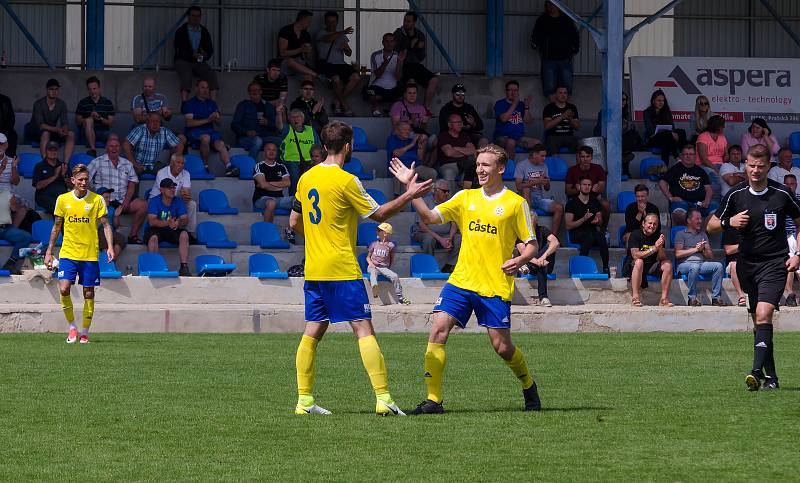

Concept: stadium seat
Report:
left=32, top=219, right=62, bottom=246
left=619, top=255, right=658, bottom=282
left=353, top=126, right=378, bottom=152
left=650, top=147, right=662, bottom=154
left=639, top=157, right=666, bottom=181
left=502, top=159, right=516, bottom=181
left=558, top=146, right=570, bottom=154
left=0, top=269, right=9, bottom=277
left=250, top=221, right=290, bottom=249
left=616, top=191, right=635, bottom=213
left=569, top=255, right=609, bottom=280
left=515, top=146, right=528, bottom=154
left=137, top=252, right=179, bottom=278
left=544, top=156, right=568, bottom=181
left=230, top=154, right=256, bottom=180
left=669, top=225, right=686, bottom=248
left=409, top=224, right=421, bottom=247
left=184, top=154, right=215, bottom=180
left=198, top=189, right=239, bottom=215
left=69, top=153, right=94, bottom=171
left=195, top=254, right=236, bottom=277
left=518, top=272, right=557, bottom=281
left=196, top=221, right=237, bottom=248
left=343, top=158, right=374, bottom=180
left=18, top=153, right=41, bottom=178
left=357, top=252, right=387, bottom=280
left=248, top=253, right=289, bottom=279
left=790, top=131, right=800, bottom=154
left=140, top=222, right=177, bottom=248
left=357, top=222, right=379, bottom=247
left=618, top=225, right=627, bottom=248
left=0, top=240, right=9, bottom=246
left=793, top=157, right=800, bottom=169
left=366, top=188, right=388, bottom=205
left=98, top=252, right=122, bottom=279
left=410, top=254, right=449, bottom=280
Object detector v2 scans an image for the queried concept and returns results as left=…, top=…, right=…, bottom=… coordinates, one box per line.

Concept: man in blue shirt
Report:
left=232, top=82, right=285, bottom=160
left=145, top=178, right=191, bottom=276
left=493, top=80, right=539, bottom=159
left=182, top=80, right=237, bottom=177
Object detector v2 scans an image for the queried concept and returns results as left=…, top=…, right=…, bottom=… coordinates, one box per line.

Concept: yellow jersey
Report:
left=434, top=187, right=535, bottom=301
left=297, top=163, right=379, bottom=281
left=54, top=190, right=107, bottom=262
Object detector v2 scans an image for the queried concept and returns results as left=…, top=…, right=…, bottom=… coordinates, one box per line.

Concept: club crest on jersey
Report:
left=765, top=213, right=777, bottom=230
left=494, top=206, right=505, bottom=216
left=84, top=204, right=91, bottom=211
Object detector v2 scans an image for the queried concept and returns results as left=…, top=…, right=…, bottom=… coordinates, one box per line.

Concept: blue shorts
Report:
left=57, top=258, right=100, bottom=287
left=304, top=280, right=371, bottom=324
left=187, top=127, right=222, bottom=146
left=433, top=283, right=511, bottom=329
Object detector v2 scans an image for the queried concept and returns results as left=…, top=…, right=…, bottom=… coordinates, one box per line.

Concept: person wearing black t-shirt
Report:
left=658, top=143, right=714, bottom=226
left=622, top=184, right=661, bottom=247
left=542, top=86, right=579, bottom=155
left=253, top=142, right=291, bottom=223
left=721, top=227, right=747, bottom=307
left=278, top=10, right=318, bottom=79
left=623, top=213, right=673, bottom=307
left=709, top=144, right=800, bottom=391
left=565, top=177, right=609, bottom=273
left=517, top=216, right=560, bottom=307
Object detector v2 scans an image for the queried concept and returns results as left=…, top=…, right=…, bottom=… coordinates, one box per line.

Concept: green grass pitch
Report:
left=1, top=332, right=798, bottom=481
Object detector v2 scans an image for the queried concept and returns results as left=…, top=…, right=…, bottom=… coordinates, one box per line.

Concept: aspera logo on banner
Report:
left=656, top=66, right=790, bottom=96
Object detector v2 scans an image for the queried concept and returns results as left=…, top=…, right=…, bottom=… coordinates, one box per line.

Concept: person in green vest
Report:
left=281, top=108, right=321, bottom=195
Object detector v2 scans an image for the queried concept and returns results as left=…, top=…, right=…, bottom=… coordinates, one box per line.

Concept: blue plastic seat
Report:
left=569, top=255, right=609, bottom=280
left=98, top=252, right=122, bottom=279
left=0, top=240, right=10, bottom=246
left=515, top=146, right=528, bottom=154
left=231, top=154, right=256, bottom=180
left=793, top=157, right=800, bottom=169
left=619, top=255, right=658, bottom=282
left=669, top=225, right=687, bottom=248
left=249, top=253, right=289, bottom=279
left=69, top=153, right=95, bottom=171
left=518, top=272, right=557, bottom=281
left=618, top=225, right=627, bottom=248
left=196, top=221, right=237, bottom=248
left=502, top=159, right=516, bottom=181
left=616, top=190, right=635, bottom=213
left=366, top=188, right=388, bottom=205
left=357, top=222, right=379, bottom=247
left=353, top=126, right=378, bottom=152
left=0, top=269, right=10, bottom=277
left=544, top=156, right=568, bottom=181
left=250, top=221, right=290, bottom=249
left=357, top=252, right=388, bottom=281
left=410, top=254, right=449, bottom=280
left=343, top=158, right=374, bottom=180
left=198, top=189, right=239, bottom=215
left=18, top=153, right=42, bottom=178
left=639, top=157, right=666, bottom=181
left=790, top=131, right=800, bottom=154
left=184, top=154, right=215, bottom=180
left=558, top=146, right=571, bottom=154
left=564, top=230, right=584, bottom=250
left=32, top=219, right=62, bottom=246
left=137, top=252, right=179, bottom=278
left=195, top=254, right=237, bottom=277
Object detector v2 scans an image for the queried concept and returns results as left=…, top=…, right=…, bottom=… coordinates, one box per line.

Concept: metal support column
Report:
left=758, top=0, right=800, bottom=49
left=602, top=0, right=623, bottom=198
left=407, top=0, right=461, bottom=76
left=486, top=0, right=503, bottom=77
left=0, top=0, right=54, bottom=68
left=86, top=0, right=105, bottom=69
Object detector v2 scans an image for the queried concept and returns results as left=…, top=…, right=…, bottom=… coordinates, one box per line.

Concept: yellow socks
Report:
left=357, top=335, right=389, bottom=396
left=60, top=294, right=74, bottom=325
left=423, top=342, right=446, bottom=403
left=81, top=298, right=95, bottom=334
left=505, top=347, right=534, bottom=390
left=296, top=335, right=319, bottom=400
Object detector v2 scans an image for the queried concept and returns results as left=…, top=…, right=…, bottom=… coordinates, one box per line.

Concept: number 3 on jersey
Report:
left=308, top=188, right=322, bottom=224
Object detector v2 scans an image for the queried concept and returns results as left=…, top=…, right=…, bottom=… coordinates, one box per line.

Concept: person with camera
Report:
left=32, top=141, right=71, bottom=215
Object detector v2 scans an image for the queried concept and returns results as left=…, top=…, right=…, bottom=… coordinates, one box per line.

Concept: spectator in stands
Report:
left=782, top=173, right=800, bottom=307
left=674, top=207, right=725, bottom=307
left=741, top=118, right=779, bottom=163
left=96, top=187, right=126, bottom=260
left=643, top=89, right=686, bottom=162
left=622, top=183, right=660, bottom=247
left=394, top=11, right=439, bottom=112
left=278, top=10, right=317, bottom=80
left=309, top=144, right=326, bottom=166
left=719, top=144, right=746, bottom=199
left=623, top=213, right=673, bottom=308
left=411, top=179, right=461, bottom=273
left=0, top=186, right=31, bottom=274
left=131, top=76, right=173, bottom=125
left=173, top=6, right=218, bottom=102
left=767, top=148, right=800, bottom=193
left=27, top=78, right=75, bottom=162
left=515, top=144, right=564, bottom=232
left=530, top=1, right=579, bottom=98
left=291, top=80, right=329, bottom=132
left=182, top=80, right=237, bottom=177
left=233, top=81, right=284, bottom=160
left=390, top=83, right=429, bottom=135
left=493, top=80, right=537, bottom=159
left=124, top=112, right=184, bottom=175
left=87, top=135, right=148, bottom=244
left=565, top=145, right=610, bottom=227
left=146, top=178, right=191, bottom=277
left=542, top=85, right=580, bottom=154
left=75, top=76, right=115, bottom=157
left=253, top=141, right=291, bottom=223
left=565, top=177, right=610, bottom=274
left=0, top=133, right=33, bottom=228
left=438, top=83, right=486, bottom=148
left=518, top=213, right=560, bottom=307
left=316, top=11, right=361, bottom=116
left=721, top=226, right=747, bottom=307
left=280, top=109, right=320, bottom=196
left=253, top=59, right=289, bottom=105
left=0, top=90, right=17, bottom=157
left=437, top=113, right=476, bottom=187
left=366, top=33, right=404, bottom=116
left=689, top=95, right=714, bottom=139
left=149, top=154, right=196, bottom=238
left=593, top=91, right=641, bottom=177
left=658, top=143, right=713, bottom=226
left=386, top=121, right=436, bottom=195
left=696, top=115, right=727, bottom=171
left=367, top=222, right=410, bottom=304
left=32, top=142, right=70, bottom=215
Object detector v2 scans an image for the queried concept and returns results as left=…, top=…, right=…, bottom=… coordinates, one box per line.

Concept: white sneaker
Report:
left=295, top=403, right=332, bottom=415
left=376, top=399, right=406, bottom=416
left=540, top=297, right=552, bottom=307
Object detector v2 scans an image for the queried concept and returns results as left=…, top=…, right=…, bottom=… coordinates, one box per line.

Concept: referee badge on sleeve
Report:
left=765, top=213, right=777, bottom=230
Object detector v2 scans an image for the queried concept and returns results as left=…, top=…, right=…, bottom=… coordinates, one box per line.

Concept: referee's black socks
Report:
left=752, top=323, right=774, bottom=377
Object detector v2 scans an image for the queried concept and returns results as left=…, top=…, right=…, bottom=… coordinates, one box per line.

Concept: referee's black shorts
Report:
left=737, top=256, right=787, bottom=313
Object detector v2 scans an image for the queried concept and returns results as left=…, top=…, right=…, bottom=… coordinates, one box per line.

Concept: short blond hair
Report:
left=476, top=144, right=508, bottom=166
left=71, top=164, right=89, bottom=177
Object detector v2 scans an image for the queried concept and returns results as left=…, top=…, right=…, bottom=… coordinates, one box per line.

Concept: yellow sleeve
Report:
left=344, top=177, right=379, bottom=218
left=514, top=199, right=536, bottom=243
left=95, top=196, right=107, bottom=219
left=54, top=195, right=65, bottom=218
left=433, top=189, right=466, bottom=224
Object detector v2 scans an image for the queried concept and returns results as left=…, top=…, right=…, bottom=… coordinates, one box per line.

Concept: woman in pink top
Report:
left=696, top=115, right=727, bottom=170
left=740, top=117, right=779, bottom=161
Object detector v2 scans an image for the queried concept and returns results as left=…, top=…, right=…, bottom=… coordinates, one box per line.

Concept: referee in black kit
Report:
left=708, top=144, right=800, bottom=391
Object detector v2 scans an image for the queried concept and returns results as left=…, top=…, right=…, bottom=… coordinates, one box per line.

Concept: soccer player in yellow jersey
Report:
left=405, top=144, right=542, bottom=414
left=44, top=164, right=115, bottom=344
left=288, top=121, right=432, bottom=415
